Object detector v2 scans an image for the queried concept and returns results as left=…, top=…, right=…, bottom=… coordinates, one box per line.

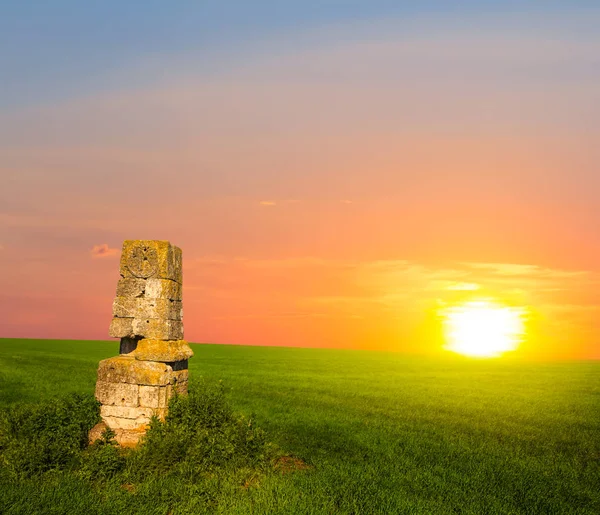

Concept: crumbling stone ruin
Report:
left=92, top=240, right=193, bottom=446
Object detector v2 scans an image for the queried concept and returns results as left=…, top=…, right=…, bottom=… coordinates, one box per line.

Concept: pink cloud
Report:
left=90, top=243, right=119, bottom=258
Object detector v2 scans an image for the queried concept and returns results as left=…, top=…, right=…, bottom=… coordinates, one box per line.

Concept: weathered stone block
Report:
left=130, top=318, right=183, bottom=340
left=112, top=297, right=137, bottom=318
left=97, top=356, right=173, bottom=386
left=131, top=318, right=166, bottom=339
left=100, top=405, right=167, bottom=432
left=100, top=405, right=154, bottom=420
left=170, top=300, right=183, bottom=320
left=115, top=278, right=147, bottom=298
left=170, top=245, right=183, bottom=284
left=102, top=415, right=151, bottom=431
left=113, top=298, right=182, bottom=320
left=131, top=318, right=165, bottom=339
left=169, top=320, right=184, bottom=340
left=109, top=317, right=134, bottom=338
left=145, top=278, right=182, bottom=301
left=139, top=385, right=172, bottom=408
left=129, top=339, right=193, bottom=362
left=139, top=385, right=160, bottom=408
left=136, top=298, right=182, bottom=320
left=95, top=381, right=139, bottom=407
left=119, top=240, right=182, bottom=283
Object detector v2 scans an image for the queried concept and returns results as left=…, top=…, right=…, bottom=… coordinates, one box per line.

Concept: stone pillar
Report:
left=92, top=240, right=193, bottom=446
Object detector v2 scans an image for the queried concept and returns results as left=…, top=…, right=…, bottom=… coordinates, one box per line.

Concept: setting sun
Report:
left=441, top=299, right=526, bottom=358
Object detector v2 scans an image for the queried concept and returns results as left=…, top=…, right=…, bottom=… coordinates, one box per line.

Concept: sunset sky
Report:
left=1, top=1, right=598, bottom=359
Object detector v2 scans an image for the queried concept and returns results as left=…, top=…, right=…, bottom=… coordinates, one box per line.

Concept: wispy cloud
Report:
left=258, top=199, right=300, bottom=206
left=446, top=282, right=480, bottom=291
left=90, top=243, right=119, bottom=258
left=212, top=311, right=330, bottom=320
left=462, top=262, right=590, bottom=279
left=186, top=255, right=598, bottom=310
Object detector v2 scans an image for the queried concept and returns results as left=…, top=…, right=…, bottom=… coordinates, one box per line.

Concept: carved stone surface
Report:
left=119, top=240, right=182, bottom=283
left=124, top=243, right=159, bottom=279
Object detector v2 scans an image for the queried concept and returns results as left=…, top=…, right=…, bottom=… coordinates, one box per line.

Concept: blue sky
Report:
left=1, top=1, right=596, bottom=109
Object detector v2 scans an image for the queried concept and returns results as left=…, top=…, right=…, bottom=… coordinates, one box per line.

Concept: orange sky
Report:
left=1, top=8, right=599, bottom=359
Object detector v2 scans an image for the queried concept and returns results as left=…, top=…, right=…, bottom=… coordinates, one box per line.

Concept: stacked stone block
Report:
left=93, top=240, right=193, bottom=445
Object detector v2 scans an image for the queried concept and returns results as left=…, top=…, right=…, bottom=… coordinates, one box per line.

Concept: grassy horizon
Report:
left=1, top=338, right=599, bottom=514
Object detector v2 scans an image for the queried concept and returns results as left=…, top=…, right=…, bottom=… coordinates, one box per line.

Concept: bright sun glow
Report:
left=441, top=299, right=526, bottom=358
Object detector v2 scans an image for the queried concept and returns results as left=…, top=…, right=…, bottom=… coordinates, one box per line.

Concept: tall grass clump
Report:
left=127, top=379, right=273, bottom=482
left=0, top=379, right=281, bottom=513
left=0, top=393, right=100, bottom=477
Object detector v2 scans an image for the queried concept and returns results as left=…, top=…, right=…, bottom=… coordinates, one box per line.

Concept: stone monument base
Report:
left=93, top=355, right=189, bottom=445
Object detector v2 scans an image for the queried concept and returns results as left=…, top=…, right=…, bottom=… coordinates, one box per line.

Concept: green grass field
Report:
left=0, top=338, right=598, bottom=514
